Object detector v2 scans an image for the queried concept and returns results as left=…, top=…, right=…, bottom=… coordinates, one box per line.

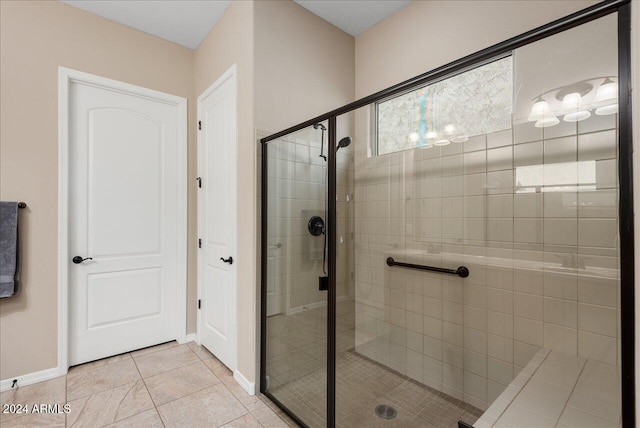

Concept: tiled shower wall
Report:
left=353, top=114, right=620, bottom=411
left=258, top=129, right=354, bottom=317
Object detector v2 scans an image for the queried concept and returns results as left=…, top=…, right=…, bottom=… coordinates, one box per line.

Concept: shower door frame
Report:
left=260, top=1, right=634, bottom=426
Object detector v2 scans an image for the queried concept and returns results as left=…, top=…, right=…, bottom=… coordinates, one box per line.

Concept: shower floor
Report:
left=266, top=302, right=482, bottom=428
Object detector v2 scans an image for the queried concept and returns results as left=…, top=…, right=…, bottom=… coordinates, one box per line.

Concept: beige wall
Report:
left=355, top=0, right=601, bottom=98
left=0, top=1, right=195, bottom=380
left=254, top=0, right=355, bottom=133
left=194, top=0, right=256, bottom=382
left=253, top=0, right=355, bottom=384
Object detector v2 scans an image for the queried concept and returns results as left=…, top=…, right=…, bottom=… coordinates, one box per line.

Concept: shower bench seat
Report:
left=474, top=348, right=621, bottom=428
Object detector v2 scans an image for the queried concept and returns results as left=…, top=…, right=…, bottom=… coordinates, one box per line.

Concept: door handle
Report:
left=220, top=257, right=233, bottom=265
left=72, top=256, right=93, bottom=264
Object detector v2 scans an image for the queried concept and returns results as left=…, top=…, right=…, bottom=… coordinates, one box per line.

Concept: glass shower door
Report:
left=261, top=123, right=329, bottom=427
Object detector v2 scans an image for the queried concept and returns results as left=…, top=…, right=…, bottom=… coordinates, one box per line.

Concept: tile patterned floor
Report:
left=265, top=301, right=482, bottom=428
left=0, top=342, right=296, bottom=428
left=269, top=351, right=482, bottom=428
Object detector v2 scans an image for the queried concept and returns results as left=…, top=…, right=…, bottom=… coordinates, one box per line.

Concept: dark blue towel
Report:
left=0, top=202, right=20, bottom=298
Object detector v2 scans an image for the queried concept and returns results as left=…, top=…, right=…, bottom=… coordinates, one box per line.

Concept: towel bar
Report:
left=17, top=202, right=26, bottom=209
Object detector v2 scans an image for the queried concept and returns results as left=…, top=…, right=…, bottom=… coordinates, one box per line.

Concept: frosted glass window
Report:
left=376, top=56, right=513, bottom=155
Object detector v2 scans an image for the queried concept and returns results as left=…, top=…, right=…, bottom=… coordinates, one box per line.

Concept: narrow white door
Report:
left=198, top=67, right=237, bottom=370
left=68, top=77, right=185, bottom=366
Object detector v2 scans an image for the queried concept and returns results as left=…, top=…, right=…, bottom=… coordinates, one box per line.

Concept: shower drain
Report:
left=375, top=404, right=397, bottom=420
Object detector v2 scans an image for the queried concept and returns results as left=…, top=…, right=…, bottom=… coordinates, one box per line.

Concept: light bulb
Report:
left=451, top=135, right=469, bottom=143
left=595, top=104, right=618, bottom=115
left=528, top=98, right=551, bottom=122
left=434, top=139, right=450, bottom=146
left=426, top=131, right=438, bottom=140
left=408, top=132, right=419, bottom=143
left=561, top=92, right=583, bottom=112
left=595, top=78, right=617, bottom=104
left=563, top=111, right=591, bottom=122
left=534, top=117, right=560, bottom=128
left=444, top=124, right=456, bottom=136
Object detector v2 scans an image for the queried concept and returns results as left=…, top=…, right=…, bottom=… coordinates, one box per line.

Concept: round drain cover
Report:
left=375, top=404, right=397, bottom=420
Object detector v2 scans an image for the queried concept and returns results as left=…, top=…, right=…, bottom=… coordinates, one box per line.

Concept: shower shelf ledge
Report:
left=475, top=348, right=621, bottom=428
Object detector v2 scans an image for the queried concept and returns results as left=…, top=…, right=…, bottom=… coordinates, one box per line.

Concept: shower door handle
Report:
left=220, top=257, right=233, bottom=265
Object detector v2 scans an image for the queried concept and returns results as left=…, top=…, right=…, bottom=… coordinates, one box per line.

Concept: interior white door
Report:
left=198, top=67, right=237, bottom=371
left=68, top=79, right=182, bottom=366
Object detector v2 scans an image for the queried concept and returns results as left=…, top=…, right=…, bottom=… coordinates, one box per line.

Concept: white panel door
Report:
left=69, top=80, right=181, bottom=365
left=198, top=67, right=237, bottom=371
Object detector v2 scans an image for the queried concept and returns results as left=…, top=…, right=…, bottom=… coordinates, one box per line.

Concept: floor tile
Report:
left=67, top=359, right=141, bottom=401
left=203, top=355, right=233, bottom=377
left=103, top=408, right=164, bottom=427
left=130, top=341, right=179, bottom=358
left=221, top=413, right=264, bottom=427
left=67, top=353, right=132, bottom=379
left=0, top=377, right=66, bottom=423
left=133, top=344, right=200, bottom=378
left=144, top=361, right=220, bottom=405
left=67, top=380, right=154, bottom=427
left=157, top=383, right=248, bottom=427
left=0, top=412, right=65, bottom=427
left=251, top=406, right=290, bottom=427
left=188, top=341, right=215, bottom=360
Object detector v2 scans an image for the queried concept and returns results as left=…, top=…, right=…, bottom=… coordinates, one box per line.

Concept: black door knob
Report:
left=220, top=257, right=233, bottom=265
left=72, top=256, right=93, bottom=264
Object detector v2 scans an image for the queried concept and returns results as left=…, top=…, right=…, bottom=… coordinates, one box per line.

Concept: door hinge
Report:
left=196, top=177, right=202, bottom=188
left=198, top=299, right=201, bottom=309
left=198, top=238, right=202, bottom=248
left=198, top=120, right=202, bottom=130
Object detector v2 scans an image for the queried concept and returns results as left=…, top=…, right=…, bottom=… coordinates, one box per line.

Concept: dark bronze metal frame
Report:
left=260, top=1, right=634, bottom=426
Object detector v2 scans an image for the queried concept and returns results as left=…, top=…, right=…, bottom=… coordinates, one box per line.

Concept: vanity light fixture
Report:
left=527, top=76, right=617, bottom=127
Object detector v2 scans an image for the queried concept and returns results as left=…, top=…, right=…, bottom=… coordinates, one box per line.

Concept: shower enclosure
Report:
left=260, top=2, right=634, bottom=427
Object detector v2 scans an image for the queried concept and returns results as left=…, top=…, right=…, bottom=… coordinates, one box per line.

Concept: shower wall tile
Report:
left=514, top=293, right=543, bottom=321
left=487, top=194, right=513, bottom=217
left=514, top=141, right=543, bottom=167
left=514, top=193, right=543, bottom=217
left=544, top=324, right=577, bottom=355
left=487, top=146, right=513, bottom=171
left=543, top=120, right=576, bottom=140
left=578, top=218, right=617, bottom=248
left=544, top=192, right=577, bottom=218
left=488, top=335, right=513, bottom=363
left=514, top=317, right=544, bottom=346
left=543, top=136, right=577, bottom=163
left=354, top=120, right=620, bottom=414
left=464, top=151, right=486, bottom=174
left=487, top=130, right=512, bottom=149
left=514, top=122, right=542, bottom=145
left=543, top=219, right=578, bottom=246
left=514, top=218, right=543, bottom=244
left=543, top=297, right=577, bottom=328
left=577, top=303, right=617, bottom=337
left=578, top=130, right=616, bottom=161
left=577, top=331, right=616, bottom=365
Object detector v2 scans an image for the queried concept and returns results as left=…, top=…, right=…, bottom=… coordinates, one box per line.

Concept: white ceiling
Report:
left=294, top=0, right=411, bottom=36
left=60, top=0, right=410, bottom=49
left=60, top=1, right=232, bottom=49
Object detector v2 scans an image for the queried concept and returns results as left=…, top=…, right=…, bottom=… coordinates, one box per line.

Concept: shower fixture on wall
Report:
left=337, top=136, right=352, bottom=150
left=527, top=76, right=618, bottom=127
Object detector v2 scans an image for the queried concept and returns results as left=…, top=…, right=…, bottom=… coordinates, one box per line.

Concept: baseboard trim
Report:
left=184, top=333, right=198, bottom=344
left=233, top=370, right=256, bottom=395
left=0, top=367, right=66, bottom=393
